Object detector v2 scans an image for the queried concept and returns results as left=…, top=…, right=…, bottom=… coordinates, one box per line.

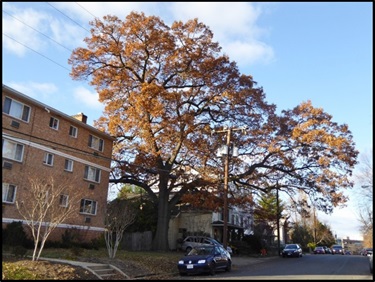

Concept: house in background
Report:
left=2, top=84, right=115, bottom=242
left=341, top=237, right=364, bottom=255
left=168, top=203, right=253, bottom=250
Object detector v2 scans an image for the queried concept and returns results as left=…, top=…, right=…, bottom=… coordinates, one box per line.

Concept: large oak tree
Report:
left=69, top=12, right=358, bottom=251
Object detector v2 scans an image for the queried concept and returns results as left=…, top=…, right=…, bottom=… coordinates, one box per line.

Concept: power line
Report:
left=3, top=2, right=92, bottom=72
left=3, top=33, right=70, bottom=72
left=74, top=2, right=97, bottom=19
left=46, top=2, right=91, bottom=33
left=2, top=10, right=73, bottom=53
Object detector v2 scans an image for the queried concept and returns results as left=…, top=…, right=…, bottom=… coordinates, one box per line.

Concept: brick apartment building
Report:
left=2, top=84, right=115, bottom=242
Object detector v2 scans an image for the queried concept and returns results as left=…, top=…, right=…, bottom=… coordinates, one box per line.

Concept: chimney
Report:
left=72, top=112, right=87, bottom=124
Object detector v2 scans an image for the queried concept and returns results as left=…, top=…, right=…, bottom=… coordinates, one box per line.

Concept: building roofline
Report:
left=2, top=84, right=115, bottom=141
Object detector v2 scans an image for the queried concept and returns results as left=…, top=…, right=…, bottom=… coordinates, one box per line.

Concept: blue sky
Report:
left=2, top=2, right=372, bottom=241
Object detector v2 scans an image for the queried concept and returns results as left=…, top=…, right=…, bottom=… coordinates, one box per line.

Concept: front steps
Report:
left=86, top=264, right=129, bottom=280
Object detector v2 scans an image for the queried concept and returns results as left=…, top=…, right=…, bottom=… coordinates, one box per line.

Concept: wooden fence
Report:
left=121, top=231, right=153, bottom=251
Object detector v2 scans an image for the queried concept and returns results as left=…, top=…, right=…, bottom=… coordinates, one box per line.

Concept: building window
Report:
left=84, top=166, right=101, bottom=183
left=2, top=139, right=24, bottom=161
left=80, top=199, right=97, bottom=215
left=64, top=159, right=73, bottom=172
left=49, top=117, right=59, bottom=130
left=69, top=125, right=78, bottom=138
left=88, top=135, right=104, bottom=152
left=2, top=183, right=17, bottom=203
left=59, top=194, right=69, bottom=207
left=36, top=191, right=49, bottom=203
left=43, top=152, right=54, bottom=166
left=3, top=97, right=30, bottom=122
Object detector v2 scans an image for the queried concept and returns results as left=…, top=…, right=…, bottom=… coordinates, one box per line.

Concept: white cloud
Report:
left=5, top=81, right=58, bottom=100
left=224, top=40, right=275, bottom=69
left=317, top=187, right=364, bottom=241
left=55, top=2, right=163, bottom=22
left=51, top=2, right=275, bottom=68
left=73, top=86, right=103, bottom=109
left=3, top=2, right=274, bottom=66
left=170, top=2, right=263, bottom=36
left=3, top=5, right=49, bottom=56
left=169, top=2, right=274, bottom=67
left=318, top=208, right=363, bottom=241
left=48, top=17, right=87, bottom=50
left=3, top=2, right=87, bottom=57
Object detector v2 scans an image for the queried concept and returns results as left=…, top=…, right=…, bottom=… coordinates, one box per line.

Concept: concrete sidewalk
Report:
left=39, top=257, right=129, bottom=279
left=39, top=257, right=103, bottom=267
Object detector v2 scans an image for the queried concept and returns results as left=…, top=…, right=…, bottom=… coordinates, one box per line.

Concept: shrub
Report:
left=11, top=246, right=28, bottom=258
left=3, top=221, right=33, bottom=248
left=61, top=228, right=79, bottom=248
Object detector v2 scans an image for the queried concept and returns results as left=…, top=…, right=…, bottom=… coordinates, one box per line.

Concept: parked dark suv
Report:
left=331, top=245, right=344, bottom=255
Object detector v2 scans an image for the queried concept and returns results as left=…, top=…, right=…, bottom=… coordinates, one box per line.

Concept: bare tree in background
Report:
left=104, top=199, right=137, bottom=258
left=354, top=149, right=373, bottom=247
left=16, top=175, right=80, bottom=261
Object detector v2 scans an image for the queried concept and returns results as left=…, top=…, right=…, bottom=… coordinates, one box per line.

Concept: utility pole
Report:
left=276, top=187, right=280, bottom=255
left=213, top=126, right=246, bottom=249
left=223, top=128, right=231, bottom=249
left=313, top=205, right=317, bottom=244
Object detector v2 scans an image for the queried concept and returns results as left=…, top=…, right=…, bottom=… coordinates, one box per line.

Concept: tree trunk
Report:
left=152, top=177, right=172, bottom=251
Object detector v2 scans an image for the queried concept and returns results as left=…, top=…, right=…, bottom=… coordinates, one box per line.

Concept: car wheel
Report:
left=225, top=260, right=232, bottom=272
left=185, top=247, right=192, bottom=254
left=209, top=262, right=216, bottom=276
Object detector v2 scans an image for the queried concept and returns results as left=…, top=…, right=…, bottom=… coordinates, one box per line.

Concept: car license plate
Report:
left=187, top=264, right=193, bottom=269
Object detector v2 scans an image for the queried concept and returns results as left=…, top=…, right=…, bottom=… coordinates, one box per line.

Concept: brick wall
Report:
left=2, top=85, right=114, bottom=243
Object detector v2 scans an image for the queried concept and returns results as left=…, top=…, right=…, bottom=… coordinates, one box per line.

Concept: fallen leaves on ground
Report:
left=2, top=251, right=183, bottom=280
left=2, top=257, right=98, bottom=280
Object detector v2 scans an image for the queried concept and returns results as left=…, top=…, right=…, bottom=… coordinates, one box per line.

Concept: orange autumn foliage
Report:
left=69, top=12, right=358, bottom=251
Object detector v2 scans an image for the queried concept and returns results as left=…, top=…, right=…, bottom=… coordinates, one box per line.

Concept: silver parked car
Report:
left=181, top=236, right=232, bottom=256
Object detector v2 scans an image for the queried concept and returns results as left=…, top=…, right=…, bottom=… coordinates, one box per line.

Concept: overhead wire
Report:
left=3, top=33, right=71, bottom=72
left=2, top=2, right=96, bottom=72
left=2, top=9, right=73, bottom=53
left=46, top=2, right=91, bottom=33
left=2, top=4, right=175, bottom=175
left=74, top=2, right=97, bottom=19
